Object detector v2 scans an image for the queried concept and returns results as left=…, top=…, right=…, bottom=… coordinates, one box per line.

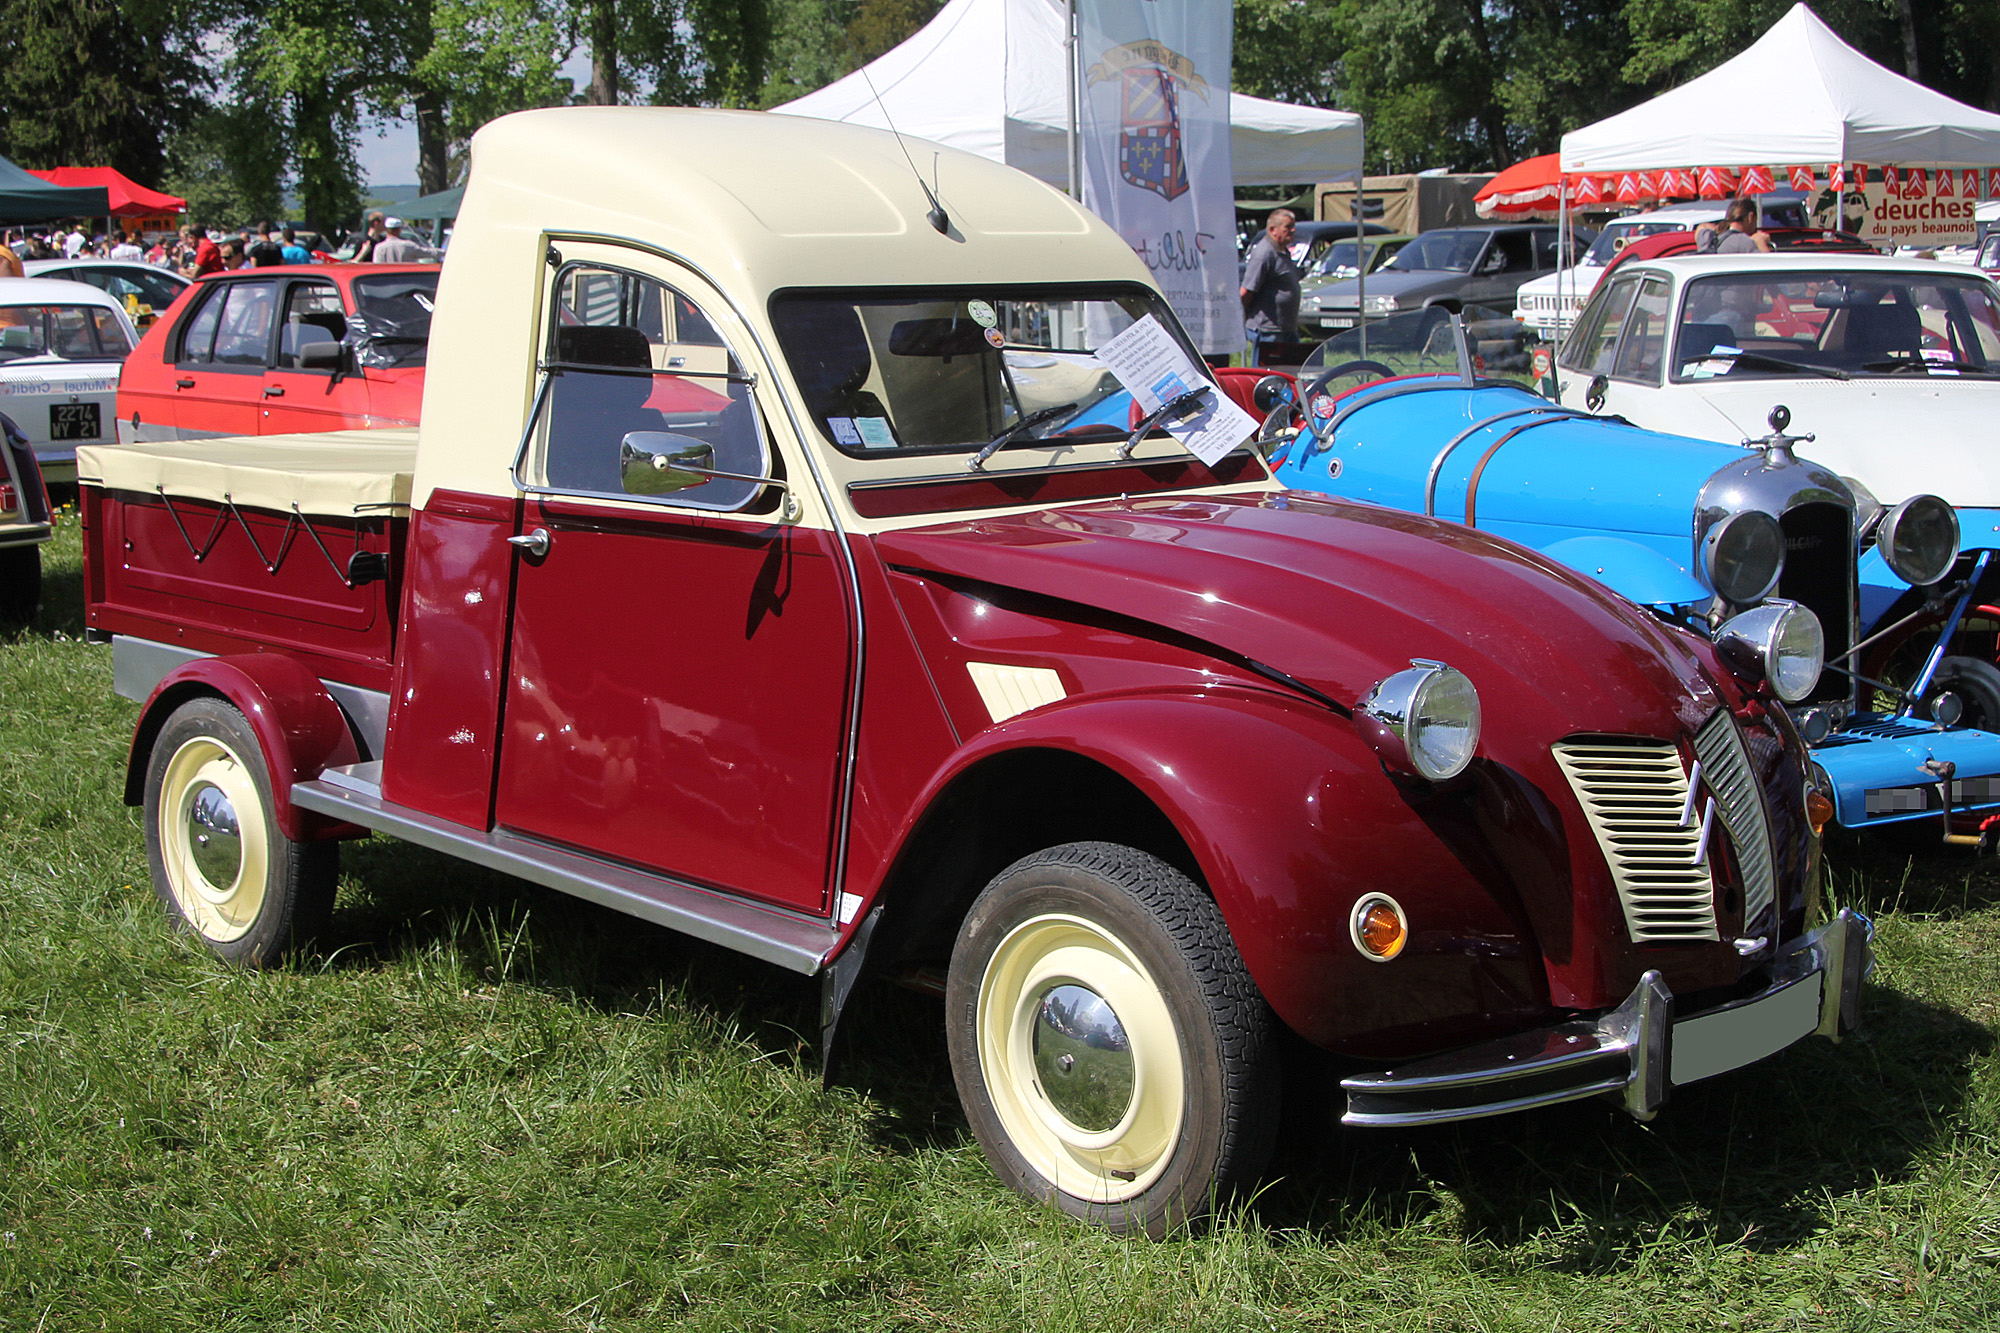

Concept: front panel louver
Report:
left=1691, top=710, right=1777, bottom=928
left=1553, top=737, right=1720, bottom=943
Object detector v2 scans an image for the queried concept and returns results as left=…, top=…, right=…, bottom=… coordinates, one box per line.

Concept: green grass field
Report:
left=3, top=516, right=1997, bottom=1330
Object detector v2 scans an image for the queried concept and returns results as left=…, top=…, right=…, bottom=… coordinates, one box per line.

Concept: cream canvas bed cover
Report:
left=76, top=430, right=419, bottom=518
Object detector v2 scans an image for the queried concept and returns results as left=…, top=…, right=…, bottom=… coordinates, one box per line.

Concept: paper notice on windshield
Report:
left=1094, top=314, right=1258, bottom=467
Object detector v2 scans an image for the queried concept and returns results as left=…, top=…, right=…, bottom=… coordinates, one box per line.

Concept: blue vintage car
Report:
left=1264, top=308, right=2000, bottom=835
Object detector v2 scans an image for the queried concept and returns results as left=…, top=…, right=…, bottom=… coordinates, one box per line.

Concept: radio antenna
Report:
left=861, top=65, right=950, bottom=234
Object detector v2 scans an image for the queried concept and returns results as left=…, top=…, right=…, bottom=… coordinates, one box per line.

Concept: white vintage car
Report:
left=0, top=277, right=141, bottom=485
left=1552, top=252, right=2000, bottom=713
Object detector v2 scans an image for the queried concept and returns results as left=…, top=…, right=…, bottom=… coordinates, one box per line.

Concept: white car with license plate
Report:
left=0, top=277, right=139, bottom=485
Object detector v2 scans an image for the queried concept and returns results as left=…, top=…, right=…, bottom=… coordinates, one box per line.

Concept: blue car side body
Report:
left=1274, top=375, right=2000, bottom=831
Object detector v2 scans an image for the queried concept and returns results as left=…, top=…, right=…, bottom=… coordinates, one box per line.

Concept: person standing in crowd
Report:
left=63, top=227, right=85, bottom=259
left=217, top=236, right=245, bottom=271
left=0, top=235, right=19, bottom=279
left=1239, top=208, right=1301, bottom=366
left=280, top=226, right=312, bottom=265
left=370, top=217, right=428, bottom=263
left=109, top=231, right=143, bottom=262
left=245, top=223, right=284, bottom=267
left=1698, top=198, right=1773, bottom=254
left=351, top=211, right=387, bottom=262
left=184, top=224, right=225, bottom=277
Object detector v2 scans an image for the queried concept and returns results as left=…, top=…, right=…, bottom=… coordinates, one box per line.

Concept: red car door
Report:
left=163, top=278, right=280, bottom=440
left=260, top=276, right=358, bottom=433
left=492, top=255, right=853, bottom=916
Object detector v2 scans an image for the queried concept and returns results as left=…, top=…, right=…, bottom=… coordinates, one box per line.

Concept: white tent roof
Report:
left=771, top=0, right=1362, bottom=187
left=1562, top=3, right=2000, bottom=172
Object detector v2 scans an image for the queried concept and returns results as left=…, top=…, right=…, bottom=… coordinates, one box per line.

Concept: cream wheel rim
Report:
left=158, top=734, right=268, bottom=943
left=976, top=912, right=1185, bottom=1204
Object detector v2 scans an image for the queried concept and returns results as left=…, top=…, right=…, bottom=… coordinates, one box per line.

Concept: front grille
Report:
left=1778, top=501, right=1853, bottom=703
left=1691, top=710, right=1777, bottom=928
left=1552, top=737, right=1720, bottom=943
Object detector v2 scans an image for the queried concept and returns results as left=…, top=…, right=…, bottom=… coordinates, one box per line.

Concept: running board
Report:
left=291, top=772, right=839, bottom=975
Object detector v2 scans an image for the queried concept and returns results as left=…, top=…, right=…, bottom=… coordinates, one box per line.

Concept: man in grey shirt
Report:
left=370, top=218, right=435, bottom=263
left=1240, top=209, right=1300, bottom=364
left=1700, top=198, right=1772, bottom=254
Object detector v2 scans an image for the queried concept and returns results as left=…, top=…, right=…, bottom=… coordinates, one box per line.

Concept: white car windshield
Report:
left=1580, top=220, right=1697, bottom=267
left=0, top=304, right=132, bottom=363
left=1671, top=271, right=2000, bottom=381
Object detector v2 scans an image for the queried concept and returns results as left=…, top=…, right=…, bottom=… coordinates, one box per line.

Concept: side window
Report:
left=1485, top=231, right=1533, bottom=274
left=90, top=309, right=133, bottom=359
left=210, top=282, right=279, bottom=367
left=177, top=287, right=225, bottom=365
left=1560, top=274, right=1640, bottom=373
left=1612, top=278, right=1671, bottom=383
left=536, top=263, right=773, bottom=511
left=277, top=282, right=347, bottom=369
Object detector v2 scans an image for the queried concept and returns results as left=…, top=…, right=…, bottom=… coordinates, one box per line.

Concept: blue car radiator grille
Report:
left=1552, top=737, right=1720, bottom=943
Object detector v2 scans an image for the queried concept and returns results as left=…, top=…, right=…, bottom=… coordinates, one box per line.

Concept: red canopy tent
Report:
left=23, top=167, right=184, bottom=217
left=1473, top=153, right=1621, bottom=218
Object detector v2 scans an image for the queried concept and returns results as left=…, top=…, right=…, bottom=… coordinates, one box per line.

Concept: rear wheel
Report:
left=0, top=544, right=41, bottom=625
left=946, top=842, right=1278, bottom=1236
left=143, top=697, right=337, bottom=966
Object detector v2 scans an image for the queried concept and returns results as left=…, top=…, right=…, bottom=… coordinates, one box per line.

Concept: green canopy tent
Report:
left=0, top=155, right=110, bottom=223
left=397, top=185, right=463, bottom=222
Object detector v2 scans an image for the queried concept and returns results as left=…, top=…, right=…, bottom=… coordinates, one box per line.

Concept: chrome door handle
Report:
left=507, top=528, right=551, bottom=558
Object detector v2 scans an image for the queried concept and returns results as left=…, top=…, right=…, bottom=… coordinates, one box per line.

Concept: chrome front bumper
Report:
left=1341, top=910, right=1872, bottom=1129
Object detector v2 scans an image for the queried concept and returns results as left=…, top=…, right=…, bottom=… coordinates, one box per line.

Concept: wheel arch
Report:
left=125, top=655, right=363, bottom=841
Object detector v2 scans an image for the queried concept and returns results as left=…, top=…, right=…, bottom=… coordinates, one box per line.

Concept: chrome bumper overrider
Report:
left=1340, top=909, right=1873, bottom=1128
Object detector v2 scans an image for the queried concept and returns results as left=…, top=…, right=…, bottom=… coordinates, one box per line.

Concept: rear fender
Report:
left=124, top=655, right=363, bottom=841
left=870, top=686, right=1552, bottom=1056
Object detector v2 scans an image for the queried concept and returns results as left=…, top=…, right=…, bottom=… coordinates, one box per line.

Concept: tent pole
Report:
left=1066, top=0, right=1080, bottom=201
left=1357, top=119, right=1367, bottom=361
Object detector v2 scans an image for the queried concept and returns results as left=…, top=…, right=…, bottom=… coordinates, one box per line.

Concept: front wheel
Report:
left=143, top=697, right=338, bottom=967
left=946, top=842, right=1278, bottom=1236
left=1917, top=656, right=2000, bottom=731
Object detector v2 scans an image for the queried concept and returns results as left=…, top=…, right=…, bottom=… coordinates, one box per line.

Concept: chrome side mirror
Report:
left=1586, top=373, right=1608, bottom=412
left=620, top=431, right=716, bottom=495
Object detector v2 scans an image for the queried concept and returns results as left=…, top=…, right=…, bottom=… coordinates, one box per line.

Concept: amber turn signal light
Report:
left=1350, top=894, right=1408, bottom=962
left=1806, top=788, right=1834, bottom=836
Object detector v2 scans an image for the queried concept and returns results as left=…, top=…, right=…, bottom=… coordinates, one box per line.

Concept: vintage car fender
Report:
left=881, top=683, right=1558, bottom=1060
left=1540, top=536, right=1710, bottom=607
left=124, top=654, right=363, bottom=841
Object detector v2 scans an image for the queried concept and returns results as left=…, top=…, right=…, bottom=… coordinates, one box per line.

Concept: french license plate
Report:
left=1669, top=969, right=1823, bottom=1085
left=50, top=402, right=100, bottom=441
left=1320, top=316, right=1357, bottom=330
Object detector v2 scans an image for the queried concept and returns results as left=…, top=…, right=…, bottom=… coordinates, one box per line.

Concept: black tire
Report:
left=0, top=544, right=41, bottom=625
left=142, top=697, right=338, bottom=967
left=1918, top=656, right=2000, bottom=732
left=945, top=842, right=1278, bottom=1237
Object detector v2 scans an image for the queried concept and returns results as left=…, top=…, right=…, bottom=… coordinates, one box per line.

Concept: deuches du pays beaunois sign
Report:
left=1807, top=165, right=1990, bottom=247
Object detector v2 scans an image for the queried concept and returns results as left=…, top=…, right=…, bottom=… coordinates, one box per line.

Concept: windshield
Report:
left=1670, top=271, right=2000, bottom=381
left=1384, top=231, right=1487, bottom=274
left=769, top=286, right=1214, bottom=458
left=0, top=304, right=132, bottom=363
left=348, top=271, right=438, bottom=369
left=1580, top=220, right=1697, bottom=267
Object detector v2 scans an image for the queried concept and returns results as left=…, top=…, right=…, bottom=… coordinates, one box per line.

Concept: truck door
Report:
left=495, top=253, right=854, bottom=917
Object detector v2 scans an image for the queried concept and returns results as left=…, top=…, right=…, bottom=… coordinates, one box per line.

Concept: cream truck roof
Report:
left=414, top=106, right=1160, bottom=509
left=77, top=430, right=417, bottom=516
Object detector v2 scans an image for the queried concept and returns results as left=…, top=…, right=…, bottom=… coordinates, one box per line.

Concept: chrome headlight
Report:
left=1363, top=294, right=1400, bottom=315
left=1356, top=662, right=1482, bottom=781
left=1699, top=509, right=1784, bottom=605
left=1717, top=600, right=1824, bottom=702
left=1876, top=494, right=1958, bottom=586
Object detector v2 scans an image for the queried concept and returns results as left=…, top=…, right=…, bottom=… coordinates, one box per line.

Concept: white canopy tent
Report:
left=1561, top=3, right=2000, bottom=172
left=771, top=0, right=1363, bottom=188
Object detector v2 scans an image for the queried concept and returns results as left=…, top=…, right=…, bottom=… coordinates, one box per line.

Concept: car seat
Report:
left=770, top=304, right=893, bottom=445
left=1840, top=300, right=1923, bottom=363
left=546, top=324, right=669, bottom=493
left=1677, top=321, right=1735, bottom=364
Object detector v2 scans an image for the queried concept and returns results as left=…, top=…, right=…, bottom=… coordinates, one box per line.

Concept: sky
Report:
left=356, top=51, right=595, bottom=187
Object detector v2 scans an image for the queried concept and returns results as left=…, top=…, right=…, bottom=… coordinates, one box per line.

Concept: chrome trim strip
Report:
left=535, top=231, right=867, bottom=924
left=111, top=636, right=390, bottom=758
left=292, top=778, right=837, bottom=975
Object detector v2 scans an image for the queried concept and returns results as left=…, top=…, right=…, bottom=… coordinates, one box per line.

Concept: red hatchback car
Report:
left=117, top=264, right=438, bottom=443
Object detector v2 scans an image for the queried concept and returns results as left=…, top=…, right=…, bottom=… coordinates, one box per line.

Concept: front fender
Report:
left=124, top=654, right=363, bottom=841
left=899, top=684, right=1556, bottom=1059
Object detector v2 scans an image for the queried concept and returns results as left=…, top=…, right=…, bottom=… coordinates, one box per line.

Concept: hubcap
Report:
left=1032, top=983, right=1134, bottom=1133
left=185, top=783, right=242, bottom=897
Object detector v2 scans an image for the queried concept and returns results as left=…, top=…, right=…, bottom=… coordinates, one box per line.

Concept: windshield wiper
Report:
left=1701, top=348, right=1852, bottom=381
left=1116, top=386, right=1210, bottom=460
left=966, top=401, right=1081, bottom=471
left=1862, top=357, right=1995, bottom=375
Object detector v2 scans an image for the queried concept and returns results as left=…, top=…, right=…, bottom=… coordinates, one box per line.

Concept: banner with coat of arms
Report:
left=1077, top=1, right=1237, bottom=354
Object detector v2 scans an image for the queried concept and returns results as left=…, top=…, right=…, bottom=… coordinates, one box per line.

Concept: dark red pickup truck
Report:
left=78, top=107, right=1866, bottom=1235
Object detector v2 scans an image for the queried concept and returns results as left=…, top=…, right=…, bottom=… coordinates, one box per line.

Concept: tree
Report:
left=757, top=0, right=855, bottom=107
left=0, top=0, right=204, bottom=183
left=567, top=0, right=774, bottom=109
